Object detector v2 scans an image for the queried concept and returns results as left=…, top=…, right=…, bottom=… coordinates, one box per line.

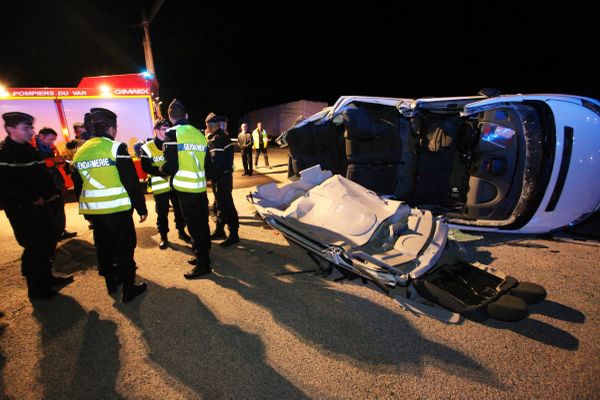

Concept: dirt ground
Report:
left=1, top=148, right=599, bottom=399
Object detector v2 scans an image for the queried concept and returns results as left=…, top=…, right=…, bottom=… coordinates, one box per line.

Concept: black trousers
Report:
left=49, top=194, right=66, bottom=239
left=4, top=204, right=56, bottom=285
left=88, top=210, right=137, bottom=282
left=212, top=172, right=239, bottom=233
left=254, top=146, right=269, bottom=167
left=177, top=191, right=211, bottom=266
left=154, top=190, right=186, bottom=235
left=241, top=147, right=253, bottom=175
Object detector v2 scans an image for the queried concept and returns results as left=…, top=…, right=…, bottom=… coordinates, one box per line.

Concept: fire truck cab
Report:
left=0, top=73, right=160, bottom=187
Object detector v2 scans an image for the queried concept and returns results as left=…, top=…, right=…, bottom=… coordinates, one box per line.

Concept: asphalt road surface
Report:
left=1, top=148, right=599, bottom=399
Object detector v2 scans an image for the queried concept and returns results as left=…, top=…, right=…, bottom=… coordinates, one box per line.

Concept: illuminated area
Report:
left=0, top=83, right=9, bottom=97
left=99, top=84, right=112, bottom=97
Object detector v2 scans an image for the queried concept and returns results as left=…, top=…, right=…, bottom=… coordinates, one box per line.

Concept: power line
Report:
left=148, top=0, right=165, bottom=24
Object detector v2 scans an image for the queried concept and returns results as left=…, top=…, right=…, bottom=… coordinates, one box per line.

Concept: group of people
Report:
left=237, top=121, right=270, bottom=176
left=0, top=98, right=245, bottom=303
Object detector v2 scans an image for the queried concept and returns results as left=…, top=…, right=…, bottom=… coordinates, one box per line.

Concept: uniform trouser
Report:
left=154, top=191, right=186, bottom=235
left=213, top=173, right=239, bottom=233
left=241, top=147, right=253, bottom=174
left=177, top=191, right=211, bottom=266
left=4, top=204, right=56, bottom=288
left=88, top=210, right=137, bottom=283
left=49, top=194, right=66, bottom=239
left=254, top=147, right=269, bottom=166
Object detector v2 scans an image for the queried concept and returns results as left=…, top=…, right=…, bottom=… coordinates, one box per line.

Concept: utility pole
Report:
left=140, top=0, right=165, bottom=76
left=139, top=0, right=165, bottom=118
left=142, top=17, right=156, bottom=76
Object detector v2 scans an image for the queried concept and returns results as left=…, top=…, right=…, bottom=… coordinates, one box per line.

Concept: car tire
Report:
left=487, top=294, right=529, bottom=322
left=510, top=282, right=547, bottom=304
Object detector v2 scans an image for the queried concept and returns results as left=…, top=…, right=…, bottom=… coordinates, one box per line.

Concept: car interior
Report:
left=284, top=100, right=552, bottom=227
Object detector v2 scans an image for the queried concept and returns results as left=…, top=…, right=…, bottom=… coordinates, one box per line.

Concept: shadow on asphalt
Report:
left=487, top=316, right=580, bottom=351
left=487, top=300, right=583, bottom=351
left=53, top=239, right=97, bottom=275
left=232, top=171, right=278, bottom=190
left=134, top=226, right=195, bottom=254
left=206, top=238, right=504, bottom=389
left=115, top=282, right=307, bottom=398
left=449, top=232, right=583, bottom=350
left=32, top=295, right=122, bottom=399
left=532, top=300, right=585, bottom=323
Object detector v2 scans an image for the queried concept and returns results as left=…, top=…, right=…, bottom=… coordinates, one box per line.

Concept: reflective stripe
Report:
left=82, top=187, right=127, bottom=198
left=177, top=143, right=207, bottom=152
left=0, top=160, right=45, bottom=167
left=74, top=137, right=131, bottom=214
left=80, top=197, right=131, bottom=210
left=116, top=155, right=131, bottom=158
left=80, top=170, right=106, bottom=189
left=151, top=181, right=170, bottom=191
left=172, top=125, right=208, bottom=193
left=177, top=170, right=205, bottom=179
left=140, top=142, right=151, bottom=155
left=111, top=142, right=122, bottom=158
left=172, top=179, right=206, bottom=189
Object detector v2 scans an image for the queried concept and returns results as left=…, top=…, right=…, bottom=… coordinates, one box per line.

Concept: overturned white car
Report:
left=249, top=165, right=547, bottom=323
left=279, top=94, right=600, bottom=233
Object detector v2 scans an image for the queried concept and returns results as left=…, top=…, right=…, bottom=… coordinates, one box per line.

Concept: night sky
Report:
left=1, top=0, right=597, bottom=128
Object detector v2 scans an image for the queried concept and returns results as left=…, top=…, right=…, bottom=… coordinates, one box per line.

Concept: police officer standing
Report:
left=206, top=114, right=240, bottom=247
left=72, top=108, right=148, bottom=302
left=0, top=112, right=73, bottom=300
left=140, top=119, right=192, bottom=249
left=162, top=99, right=212, bottom=279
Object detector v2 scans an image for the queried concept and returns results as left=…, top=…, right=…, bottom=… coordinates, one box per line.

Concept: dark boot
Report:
left=159, top=233, right=170, bottom=250
left=220, top=232, right=240, bottom=248
left=104, top=275, right=121, bottom=294
left=210, top=225, right=227, bottom=240
left=47, top=274, right=74, bottom=288
left=27, top=278, right=57, bottom=301
left=122, top=276, right=147, bottom=303
left=178, top=229, right=192, bottom=243
left=184, top=263, right=212, bottom=279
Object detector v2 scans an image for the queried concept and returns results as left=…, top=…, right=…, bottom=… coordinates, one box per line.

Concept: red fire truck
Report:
left=0, top=73, right=160, bottom=187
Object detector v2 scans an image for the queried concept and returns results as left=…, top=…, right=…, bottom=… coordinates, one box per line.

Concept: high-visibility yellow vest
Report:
left=252, top=128, right=268, bottom=149
left=73, top=137, right=131, bottom=214
left=141, top=140, right=170, bottom=195
left=168, top=125, right=208, bottom=193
